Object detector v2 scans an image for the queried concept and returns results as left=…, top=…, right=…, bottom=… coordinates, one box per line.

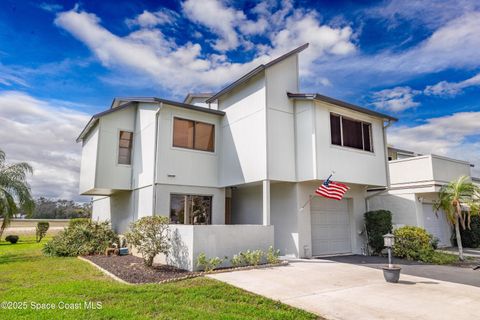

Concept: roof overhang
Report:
left=287, top=92, right=398, bottom=122
left=206, top=43, right=309, bottom=103
left=76, top=97, right=225, bottom=143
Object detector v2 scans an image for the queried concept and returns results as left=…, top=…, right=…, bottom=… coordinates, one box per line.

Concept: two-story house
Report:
left=77, top=43, right=397, bottom=270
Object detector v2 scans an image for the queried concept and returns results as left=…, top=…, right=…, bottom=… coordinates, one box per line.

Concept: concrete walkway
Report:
left=209, top=260, right=480, bottom=320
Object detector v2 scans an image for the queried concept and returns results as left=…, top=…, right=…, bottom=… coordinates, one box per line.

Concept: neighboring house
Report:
left=77, top=43, right=398, bottom=270
left=368, top=147, right=476, bottom=247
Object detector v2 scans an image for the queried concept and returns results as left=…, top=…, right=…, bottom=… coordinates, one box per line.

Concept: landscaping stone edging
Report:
left=78, top=255, right=289, bottom=285
left=77, top=256, right=133, bottom=285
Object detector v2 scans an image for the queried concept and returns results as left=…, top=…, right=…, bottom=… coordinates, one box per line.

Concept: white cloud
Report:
left=38, top=2, right=63, bottom=13
left=312, top=11, right=480, bottom=95
left=372, top=86, right=420, bottom=112
left=54, top=5, right=355, bottom=94
left=125, top=9, right=179, bottom=28
left=0, top=91, right=90, bottom=201
left=388, top=112, right=480, bottom=176
left=364, top=0, right=480, bottom=30
left=424, top=73, right=480, bottom=97
left=182, top=0, right=246, bottom=51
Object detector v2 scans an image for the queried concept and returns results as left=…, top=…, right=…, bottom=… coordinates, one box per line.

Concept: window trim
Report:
left=330, top=113, right=374, bottom=153
left=169, top=193, right=213, bottom=225
left=172, top=117, right=215, bottom=153
left=117, top=129, right=134, bottom=166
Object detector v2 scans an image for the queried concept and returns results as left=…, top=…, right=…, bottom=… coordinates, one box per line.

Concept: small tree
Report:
left=433, top=176, right=479, bottom=261
left=36, top=221, right=49, bottom=242
left=125, top=216, right=170, bottom=267
left=0, top=149, right=34, bottom=238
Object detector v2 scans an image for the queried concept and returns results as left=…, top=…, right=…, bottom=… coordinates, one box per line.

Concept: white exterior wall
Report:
left=92, top=196, right=111, bottom=222
left=265, top=55, right=298, bottom=181
left=368, top=192, right=420, bottom=227
left=79, top=125, right=99, bottom=194
left=148, top=225, right=274, bottom=271
left=389, top=155, right=471, bottom=186
left=156, top=105, right=221, bottom=187
left=218, top=73, right=267, bottom=186
left=314, top=101, right=388, bottom=186
left=96, top=107, right=135, bottom=191
left=231, top=184, right=262, bottom=225
left=154, top=184, right=225, bottom=225
left=132, top=103, right=157, bottom=189
left=295, top=100, right=316, bottom=180
left=270, top=182, right=299, bottom=257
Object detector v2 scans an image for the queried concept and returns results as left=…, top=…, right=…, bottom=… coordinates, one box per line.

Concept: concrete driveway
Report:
left=208, top=259, right=480, bottom=320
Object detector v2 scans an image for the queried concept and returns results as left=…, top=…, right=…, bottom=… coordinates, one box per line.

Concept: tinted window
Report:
left=170, top=194, right=212, bottom=225
left=173, top=118, right=215, bottom=152
left=342, top=117, right=363, bottom=149
left=173, top=118, right=194, bottom=149
left=194, top=122, right=214, bottom=152
left=330, top=113, right=373, bottom=152
left=363, top=123, right=372, bottom=152
left=118, top=131, right=133, bottom=165
left=330, top=114, right=341, bottom=146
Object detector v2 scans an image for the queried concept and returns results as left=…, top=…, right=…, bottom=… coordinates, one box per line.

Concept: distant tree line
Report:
left=32, top=197, right=91, bottom=219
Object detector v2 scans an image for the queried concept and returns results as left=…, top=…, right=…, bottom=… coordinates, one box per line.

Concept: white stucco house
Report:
left=368, top=147, right=476, bottom=247
left=81, top=43, right=475, bottom=270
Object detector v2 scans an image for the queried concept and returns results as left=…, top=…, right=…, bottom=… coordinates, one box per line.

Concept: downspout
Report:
left=152, top=103, right=163, bottom=216
left=364, top=119, right=393, bottom=212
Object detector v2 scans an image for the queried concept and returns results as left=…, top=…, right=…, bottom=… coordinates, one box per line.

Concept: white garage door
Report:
left=311, top=197, right=352, bottom=256
left=423, top=204, right=450, bottom=247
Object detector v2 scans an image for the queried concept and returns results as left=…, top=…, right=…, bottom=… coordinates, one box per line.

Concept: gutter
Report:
left=152, top=103, right=163, bottom=215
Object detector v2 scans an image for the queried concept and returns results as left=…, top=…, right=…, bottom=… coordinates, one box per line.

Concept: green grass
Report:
left=429, top=251, right=459, bottom=265
left=0, top=237, right=317, bottom=320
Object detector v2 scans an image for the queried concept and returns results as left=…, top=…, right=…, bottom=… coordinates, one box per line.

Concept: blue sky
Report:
left=0, top=0, right=479, bottom=201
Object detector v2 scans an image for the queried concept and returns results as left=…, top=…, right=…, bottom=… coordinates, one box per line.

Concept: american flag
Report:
left=315, top=175, right=349, bottom=201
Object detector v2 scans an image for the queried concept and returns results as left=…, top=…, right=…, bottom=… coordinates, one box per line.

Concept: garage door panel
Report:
left=423, top=204, right=450, bottom=247
left=311, top=198, right=352, bottom=256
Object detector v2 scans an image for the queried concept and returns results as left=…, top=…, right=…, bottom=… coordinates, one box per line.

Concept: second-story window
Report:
left=118, top=131, right=133, bottom=165
left=173, top=117, right=215, bottom=152
left=330, top=113, right=373, bottom=152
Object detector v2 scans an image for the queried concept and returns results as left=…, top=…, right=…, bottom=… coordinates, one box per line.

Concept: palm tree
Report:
left=433, top=176, right=479, bottom=261
left=0, top=149, right=34, bottom=238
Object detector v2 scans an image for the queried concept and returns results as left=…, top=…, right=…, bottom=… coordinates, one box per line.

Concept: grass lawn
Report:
left=0, top=237, right=318, bottom=320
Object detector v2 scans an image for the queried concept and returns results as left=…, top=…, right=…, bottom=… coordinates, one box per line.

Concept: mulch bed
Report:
left=84, top=254, right=194, bottom=284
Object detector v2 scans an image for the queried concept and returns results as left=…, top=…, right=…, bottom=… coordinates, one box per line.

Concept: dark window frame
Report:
left=330, top=113, right=373, bottom=152
left=172, top=117, right=215, bottom=152
left=169, top=194, right=213, bottom=225
left=118, top=130, right=133, bottom=165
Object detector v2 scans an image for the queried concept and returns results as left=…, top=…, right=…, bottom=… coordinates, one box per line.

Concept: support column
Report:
left=262, top=180, right=270, bottom=226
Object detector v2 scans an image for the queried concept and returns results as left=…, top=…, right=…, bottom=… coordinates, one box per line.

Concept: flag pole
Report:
left=299, top=171, right=336, bottom=211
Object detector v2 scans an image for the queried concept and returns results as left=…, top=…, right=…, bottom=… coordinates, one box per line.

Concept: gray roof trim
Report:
left=206, top=43, right=309, bottom=103
left=77, top=97, right=225, bottom=142
left=287, top=92, right=398, bottom=121
left=183, top=92, right=214, bottom=104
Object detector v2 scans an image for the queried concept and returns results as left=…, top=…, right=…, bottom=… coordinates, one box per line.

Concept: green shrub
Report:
left=230, top=254, right=245, bottom=267
left=36, top=222, right=49, bottom=243
left=240, top=249, right=263, bottom=266
left=43, top=220, right=117, bottom=257
left=68, top=218, right=90, bottom=228
left=125, top=216, right=170, bottom=267
left=459, top=216, right=480, bottom=248
left=393, top=226, right=434, bottom=262
left=364, top=210, right=392, bottom=255
left=266, top=246, right=280, bottom=264
left=196, top=253, right=225, bottom=272
left=5, top=235, right=19, bottom=244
